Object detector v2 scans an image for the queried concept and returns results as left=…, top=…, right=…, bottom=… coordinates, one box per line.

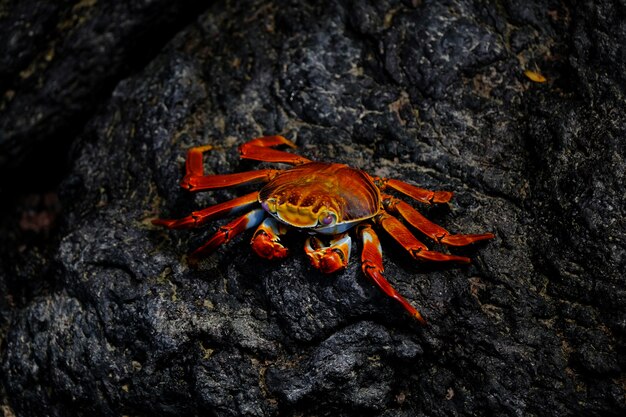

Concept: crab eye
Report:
left=262, top=198, right=277, bottom=213
left=318, top=211, right=337, bottom=227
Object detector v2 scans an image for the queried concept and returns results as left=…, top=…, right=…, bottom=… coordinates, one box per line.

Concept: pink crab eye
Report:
left=318, top=211, right=337, bottom=226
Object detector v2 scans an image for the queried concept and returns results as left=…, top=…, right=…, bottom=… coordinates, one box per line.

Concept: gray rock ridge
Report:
left=1, top=1, right=625, bottom=416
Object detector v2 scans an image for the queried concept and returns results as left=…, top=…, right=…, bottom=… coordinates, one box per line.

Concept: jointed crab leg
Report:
left=190, top=208, right=266, bottom=258
left=375, top=212, right=471, bottom=263
left=357, top=224, right=426, bottom=324
left=371, top=176, right=453, bottom=205
left=184, top=144, right=214, bottom=178
left=251, top=217, right=290, bottom=259
left=304, top=233, right=352, bottom=274
left=178, top=143, right=281, bottom=191
left=152, top=191, right=259, bottom=229
left=239, top=135, right=311, bottom=165
left=181, top=169, right=280, bottom=192
left=383, top=195, right=495, bottom=246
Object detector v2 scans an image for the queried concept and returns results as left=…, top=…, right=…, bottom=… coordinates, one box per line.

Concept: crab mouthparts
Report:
left=273, top=204, right=319, bottom=228
left=261, top=198, right=337, bottom=229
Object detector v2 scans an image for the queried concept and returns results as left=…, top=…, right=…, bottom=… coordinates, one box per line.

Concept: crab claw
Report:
left=304, top=234, right=351, bottom=274
left=251, top=230, right=288, bottom=259
left=306, top=247, right=345, bottom=274
left=250, top=218, right=289, bottom=260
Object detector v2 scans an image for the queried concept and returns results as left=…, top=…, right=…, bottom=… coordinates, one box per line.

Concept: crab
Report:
left=153, top=136, right=494, bottom=323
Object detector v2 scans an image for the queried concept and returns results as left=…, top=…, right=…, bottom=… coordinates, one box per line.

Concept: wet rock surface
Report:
left=1, top=0, right=625, bottom=416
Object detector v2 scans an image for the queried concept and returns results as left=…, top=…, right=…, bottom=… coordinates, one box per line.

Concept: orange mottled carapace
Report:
left=259, top=162, right=380, bottom=234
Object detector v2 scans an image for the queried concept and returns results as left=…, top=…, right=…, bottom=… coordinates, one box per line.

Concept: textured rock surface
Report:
left=0, top=0, right=204, bottom=181
left=2, top=0, right=625, bottom=416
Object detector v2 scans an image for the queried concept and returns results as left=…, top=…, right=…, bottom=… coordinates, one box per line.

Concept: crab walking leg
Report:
left=357, top=224, right=426, bottom=324
left=190, top=208, right=266, bottom=258
left=304, top=233, right=352, bottom=274
left=181, top=169, right=280, bottom=192
left=370, top=175, right=453, bottom=205
left=375, top=212, right=471, bottom=263
left=251, top=217, right=290, bottom=259
left=184, top=144, right=214, bottom=178
left=152, top=192, right=259, bottom=229
left=178, top=142, right=281, bottom=191
left=383, top=195, right=495, bottom=246
left=239, top=135, right=312, bottom=165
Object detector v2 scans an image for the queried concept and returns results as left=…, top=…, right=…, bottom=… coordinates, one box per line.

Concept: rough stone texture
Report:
left=2, top=0, right=625, bottom=416
left=0, top=0, right=205, bottom=180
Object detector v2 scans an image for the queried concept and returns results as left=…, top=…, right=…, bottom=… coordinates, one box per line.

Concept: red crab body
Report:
left=258, top=162, right=380, bottom=234
left=153, top=136, right=494, bottom=324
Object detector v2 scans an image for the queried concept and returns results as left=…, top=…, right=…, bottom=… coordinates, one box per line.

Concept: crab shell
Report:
left=153, top=135, right=495, bottom=324
left=258, top=162, right=381, bottom=235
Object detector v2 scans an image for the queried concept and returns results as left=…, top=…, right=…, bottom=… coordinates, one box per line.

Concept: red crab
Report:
left=153, top=136, right=494, bottom=323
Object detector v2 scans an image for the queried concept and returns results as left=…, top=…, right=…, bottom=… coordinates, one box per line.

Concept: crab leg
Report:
left=304, top=233, right=352, bottom=274
left=179, top=143, right=281, bottom=191
left=251, top=217, right=290, bottom=259
left=375, top=212, right=471, bottom=263
left=383, top=195, right=495, bottom=246
left=239, top=135, right=311, bottom=165
left=371, top=175, right=453, bottom=205
left=181, top=169, right=280, bottom=192
left=152, top=191, right=259, bottom=229
left=190, top=208, right=266, bottom=258
left=357, top=224, right=426, bottom=324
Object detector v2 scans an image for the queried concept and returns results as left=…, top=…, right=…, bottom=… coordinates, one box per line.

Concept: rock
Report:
left=1, top=0, right=625, bottom=416
left=0, top=0, right=204, bottom=182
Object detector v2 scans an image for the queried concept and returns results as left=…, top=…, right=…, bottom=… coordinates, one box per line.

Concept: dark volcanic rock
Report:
left=2, top=0, right=625, bottom=416
left=0, top=0, right=204, bottom=182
